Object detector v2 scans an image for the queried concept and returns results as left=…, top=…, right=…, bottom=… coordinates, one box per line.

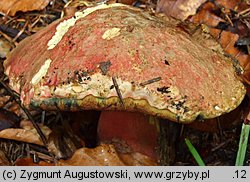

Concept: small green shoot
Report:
left=185, top=138, right=205, bottom=166
left=235, top=123, right=250, bottom=166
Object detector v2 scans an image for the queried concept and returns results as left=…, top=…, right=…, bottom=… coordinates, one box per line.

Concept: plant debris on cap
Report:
left=4, top=3, right=246, bottom=123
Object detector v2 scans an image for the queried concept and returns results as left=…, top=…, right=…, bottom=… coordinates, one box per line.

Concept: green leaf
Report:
left=235, top=123, right=250, bottom=166
left=185, top=138, right=205, bottom=166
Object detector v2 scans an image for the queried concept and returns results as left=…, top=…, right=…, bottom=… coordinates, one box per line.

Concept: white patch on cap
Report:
left=31, top=59, right=52, bottom=85
left=102, top=28, right=121, bottom=40
left=72, top=85, right=83, bottom=93
left=47, top=3, right=125, bottom=50
left=214, top=105, right=220, bottom=110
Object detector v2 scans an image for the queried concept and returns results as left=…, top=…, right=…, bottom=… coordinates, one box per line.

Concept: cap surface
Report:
left=4, top=4, right=246, bottom=122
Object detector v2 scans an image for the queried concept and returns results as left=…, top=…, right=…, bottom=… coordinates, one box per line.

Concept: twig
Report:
left=139, top=77, right=161, bottom=86
left=0, top=25, right=28, bottom=41
left=225, top=14, right=234, bottom=27
left=0, top=30, right=17, bottom=47
left=211, top=139, right=232, bottom=152
left=237, top=7, right=250, bottom=16
left=0, top=80, right=48, bottom=147
left=29, top=150, right=54, bottom=162
left=112, top=76, right=124, bottom=107
left=12, top=21, right=28, bottom=42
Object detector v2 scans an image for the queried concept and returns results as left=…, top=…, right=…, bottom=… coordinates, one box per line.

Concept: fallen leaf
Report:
left=57, top=144, right=157, bottom=166
left=190, top=2, right=225, bottom=27
left=208, top=28, right=250, bottom=74
left=58, top=144, right=125, bottom=166
left=119, top=152, right=158, bottom=166
left=0, top=120, right=51, bottom=145
left=0, top=0, right=50, bottom=16
left=0, top=150, right=10, bottom=166
left=0, top=108, right=19, bottom=131
left=0, top=95, right=10, bottom=108
left=156, top=0, right=207, bottom=21
left=0, top=38, right=12, bottom=58
left=215, top=0, right=244, bottom=11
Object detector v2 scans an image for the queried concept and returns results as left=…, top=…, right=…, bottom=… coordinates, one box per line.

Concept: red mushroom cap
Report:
left=4, top=4, right=246, bottom=122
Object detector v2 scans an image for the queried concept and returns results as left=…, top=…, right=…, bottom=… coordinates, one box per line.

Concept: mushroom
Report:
left=4, top=4, right=246, bottom=164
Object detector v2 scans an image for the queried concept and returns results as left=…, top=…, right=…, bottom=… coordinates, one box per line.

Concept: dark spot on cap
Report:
left=164, top=60, right=170, bottom=65
left=99, top=60, right=112, bottom=75
left=183, top=107, right=189, bottom=113
left=176, top=115, right=180, bottom=121
left=78, top=76, right=83, bottom=83
left=126, top=25, right=134, bottom=32
left=196, top=114, right=205, bottom=122
left=175, top=100, right=186, bottom=110
left=157, top=86, right=170, bottom=94
left=81, top=71, right=88, bottom=77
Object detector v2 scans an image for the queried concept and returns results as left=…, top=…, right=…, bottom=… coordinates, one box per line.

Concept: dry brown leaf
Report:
left=157, top=0, right=207, bottom=21
left=0, top=108, right=19, bottom=131
left=58, top=144, right=125, bottom=166
left=119, top=152, right=158, bottom=166
left=0, top=0, right=50, bottom=16
left=0, top=121, right=51, bottom=145
left=0, top=95, right=10, bottom=108
left=0, top=38, right=12, bottom=58
left=215, top=0, right=242, bottom=11
left=190, top=2, right=225, bottom=27
left=57, top=144, right=157, bottom=166
left=4, top=101, right=22, bottom=117
left=0, top=150, right=10, bottom=166
left=208, top=28, right=250, bottom=71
